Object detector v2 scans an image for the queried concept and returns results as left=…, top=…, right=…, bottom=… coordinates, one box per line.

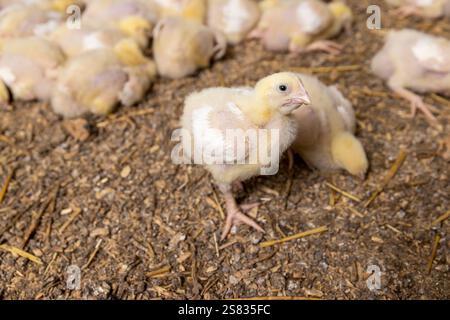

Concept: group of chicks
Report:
left=180, top=0, right=450, bottom=238
left=0, top=0, right=449, bottom=238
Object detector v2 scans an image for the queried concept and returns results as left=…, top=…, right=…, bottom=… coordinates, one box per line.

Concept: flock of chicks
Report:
left=0, top=0, right=449, bottom=239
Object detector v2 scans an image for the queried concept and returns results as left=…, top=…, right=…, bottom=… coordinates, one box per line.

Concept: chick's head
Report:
left=255, top=72, right=311, bottom=115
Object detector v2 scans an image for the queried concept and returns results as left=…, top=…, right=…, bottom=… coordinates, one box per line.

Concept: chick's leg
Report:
left=391, top=86, right=439, bottom=126
left=219, top=184, right=264, bottom=240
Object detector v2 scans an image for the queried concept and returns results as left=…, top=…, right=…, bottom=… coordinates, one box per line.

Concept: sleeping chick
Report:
left=207, top=0, right=261, bottom=44
left=250, top=0, right=352, bottom=54
left=0, top=36, right=65, bottom=102
left=51, top=39, right=157, bottom=118
left=181, top=72, right=311, bottom=239
left=155, top=0, right=207, bottom=23
left=371, top=29, right=450, bottom=126
left=386, top=0, right=450, bottom=18
left=0, top=3, right=63, bottom=38
left=82, top=0, right=158, bottom=48
left=153, top=17, right=227, bottom=79
left=291, top=73, right=368, bottom=177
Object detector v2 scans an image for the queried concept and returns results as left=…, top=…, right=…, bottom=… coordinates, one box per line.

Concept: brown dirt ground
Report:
left=0, top=0, right=449, bottom=300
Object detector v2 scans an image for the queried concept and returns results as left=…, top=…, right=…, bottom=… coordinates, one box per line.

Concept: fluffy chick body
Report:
left=51, top=39, right=156, bottom=118
left=0, top=36, right=65, bottom=102
left=371, top=29, right=450, bottom=124
left=0, top=3, right=63, bottom=38
left=386, top=0, right=450, bottom=18
left=154, top=0, right=206, bottom=23
left=252, top=0, right=352, bottom=54
left=207, top=0, right=260, bottom=44
left=49, top=25, right=129, bottom=57
left=182, top=72, right=310, bottom=238
left=82, top=0, right=157, bottom=47
left=153, top=17, right=227, bottom=79
left=291, top=73, right=368, bottom=177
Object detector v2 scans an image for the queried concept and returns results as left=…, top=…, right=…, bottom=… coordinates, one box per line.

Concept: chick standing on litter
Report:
left=51, top=39, right=157, bottom=118
left=155, top=0, right=207, bottom=23
left=181, top=72, right=311, bottom=239
left=386, top=0, right=450, bottom=18
left=153, top=17, right=227, bottom=79
left=250, top=0, right=352, bottom=54
left=207, top=0, right=260, bottom=44
left=291, top=73, right=368, bottom=177
left=371, top=29, right=450, bottom=126
left=0, top=37, right=65, bottom=103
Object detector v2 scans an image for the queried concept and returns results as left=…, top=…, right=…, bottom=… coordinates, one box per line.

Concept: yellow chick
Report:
left=0, top=37, right=65, bottom=102
left=82, top=0, right=158, bottom=48
left=0, top=3, right=63, bottom=38
left=181, top=72, right=311, bottom=239
left=153, top=17, right=227, bottom=79
left=387, top=0, right=450, bottom=18
left=371, top=29, right=450, bottom=127
left=207, top=0, right=261, bottom=45
left=0, top=79, right=10, bottom=104
left=291, top=73, right=368, bottom=178
left=51, top=39, right=157, bottom=118
left=251, top=0, right=352, bottom=54
left=155, top=0, right=206, bottom=23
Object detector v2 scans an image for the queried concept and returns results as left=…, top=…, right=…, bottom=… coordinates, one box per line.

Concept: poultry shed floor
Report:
left=0, top=0, right=449, bottom=299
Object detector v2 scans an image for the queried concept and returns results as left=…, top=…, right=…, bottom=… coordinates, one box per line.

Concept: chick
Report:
left=0, top=36, right=65, bottom=102
left=387, top=0, right=450, bottom=18
left=207, top=0, right=261, bottom=44
left=0, top=3, right=63, bottom=38
left=49, top=25, right=130, bottom=57
left=371, top=29, right=450, bottom=126
left=155, top=0, right=207, bottom=23
left=291, top=73, right=368, bottom=177
left=153, top=17, right=227, bottom=79
left=82, top=0, right=157, bottom=48
left=51, top=39, right=157, bottom=118
left=181, top=72, right=311, bottom=239
left=0, top=79, right=9, bottom=104
left=250, top=0, right=352, bottom=54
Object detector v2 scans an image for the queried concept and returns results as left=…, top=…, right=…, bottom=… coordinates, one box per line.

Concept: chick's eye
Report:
left=278, top=84, right=288, bottom=92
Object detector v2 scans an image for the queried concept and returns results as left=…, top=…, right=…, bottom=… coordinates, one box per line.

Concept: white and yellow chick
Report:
left=207, top=0, right=261, bottom=45
left=154, top=0, right=207, bottom=23
left=291, top=73, right=368, bottom=178
left=51, top=39, right=157, bottom=118
left=181, top=72, right=311, bottom=239
left=81, top=0, right=158, bottom=48
left=371, top=29, right=450, bottom=127
left=250, top=0, right=352, bottom=54
left=0, top=36, right=65, bottom=103
left=153, top=17, right=227, bottom=79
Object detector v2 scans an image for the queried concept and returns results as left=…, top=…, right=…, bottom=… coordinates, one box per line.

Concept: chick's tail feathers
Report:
left=331, top=132, right=368, bottom=178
